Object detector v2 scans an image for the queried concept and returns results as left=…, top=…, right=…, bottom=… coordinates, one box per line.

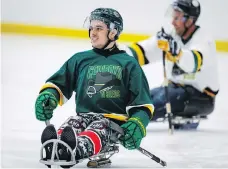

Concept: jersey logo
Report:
left=86, top=65, right=122, bottom=98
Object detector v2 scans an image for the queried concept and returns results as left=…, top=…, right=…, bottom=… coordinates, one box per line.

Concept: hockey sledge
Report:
left=154, top=115, right=208, bottom=130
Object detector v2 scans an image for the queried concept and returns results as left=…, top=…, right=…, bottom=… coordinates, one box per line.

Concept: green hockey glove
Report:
left=35, top=90, right=58, bottom=121
left=119, top=117, right=146, bottom=150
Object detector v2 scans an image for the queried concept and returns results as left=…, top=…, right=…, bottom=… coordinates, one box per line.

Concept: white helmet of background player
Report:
left=83, top=8, right=123, bottom=49
left=164, top=0, right=201, bottom=36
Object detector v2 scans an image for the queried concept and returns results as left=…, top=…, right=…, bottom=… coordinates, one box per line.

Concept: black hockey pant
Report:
left=150, top=83, right=215, bottom=121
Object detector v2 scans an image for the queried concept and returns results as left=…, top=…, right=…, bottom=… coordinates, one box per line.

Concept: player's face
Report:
left=89, top=20, right=109, bottom=49
left=172, top=10, right=186, bottom=36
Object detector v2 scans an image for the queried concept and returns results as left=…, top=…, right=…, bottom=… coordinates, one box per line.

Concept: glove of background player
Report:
left=157, top=28, right=182, bottom=62
left=35, top=90, right=58, bottom=121
left=119, top=117, right=146, bottom=150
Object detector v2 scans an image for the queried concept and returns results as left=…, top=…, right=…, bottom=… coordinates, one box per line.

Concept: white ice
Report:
left=1, top=34, right=228, bottom=168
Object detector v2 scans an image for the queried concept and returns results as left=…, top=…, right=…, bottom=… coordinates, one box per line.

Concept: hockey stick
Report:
left=45, top=120, right=50, bottom=125
left=163, top=51, right=173, bottom=134
left=161, top=28, right=173, bottom=135
left=138, top=147, right=167, bottom=167
left=110, top=121, right=167, bottom=167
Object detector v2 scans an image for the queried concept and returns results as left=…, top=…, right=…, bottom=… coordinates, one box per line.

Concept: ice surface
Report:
left=1, top=35, right=228, bottom=168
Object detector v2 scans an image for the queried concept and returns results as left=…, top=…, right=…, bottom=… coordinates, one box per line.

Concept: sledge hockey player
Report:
left=125, top=0, right=219, bottom=129
left=35, top=8, right=154, bottom=168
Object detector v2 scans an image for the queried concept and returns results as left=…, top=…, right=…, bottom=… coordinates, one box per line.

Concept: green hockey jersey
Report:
left=40, top=46, right=154, bottom=119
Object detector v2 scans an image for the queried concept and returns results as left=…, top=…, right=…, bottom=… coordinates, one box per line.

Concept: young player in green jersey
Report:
left=35, top=8, right=154, bottom=168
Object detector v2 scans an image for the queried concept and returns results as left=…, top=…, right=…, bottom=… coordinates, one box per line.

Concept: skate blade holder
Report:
left=90, top=146, right=119, bottom=161
left=40, top=139, right=76, bottom=166
left=87, top=158, right=111, bottom=168
left=172, top=116, right=201, bottom=124
left=87, top=146, right=119, bottom=168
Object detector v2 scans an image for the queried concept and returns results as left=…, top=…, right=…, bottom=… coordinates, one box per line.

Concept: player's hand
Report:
left=157, top=28, right=182, bottom=62
left=119, top=117, right=146, bottom=150
left=35, top=91, right=58, bottom=121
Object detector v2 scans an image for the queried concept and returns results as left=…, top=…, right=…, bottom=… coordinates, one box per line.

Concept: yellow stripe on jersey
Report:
left=192, top=50, right=203, bottom=72
left=103, top=113, right=128, bottom=121
left=203, top=89, right=216, bottom=98
left=130, top=43, right=145, bottom=65
left=144, top=105, right=154, bottom=117
left=126, top=104, right=154, bottom=120
left=40, top=83, right=64, bottom=106
left=103, top=104, right=154, bottom=121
